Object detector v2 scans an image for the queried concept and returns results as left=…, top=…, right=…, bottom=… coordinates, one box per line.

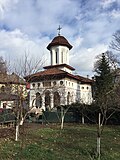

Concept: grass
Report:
left=0, top=123, right=120, bottom=160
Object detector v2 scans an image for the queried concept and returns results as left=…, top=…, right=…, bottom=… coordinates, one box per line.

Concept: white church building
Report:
left=26, top=31, right=93, bottom=111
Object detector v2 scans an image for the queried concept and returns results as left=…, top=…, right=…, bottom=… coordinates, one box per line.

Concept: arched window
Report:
left=45, top=91, right=51, bottom=111
left=56, top=52, right=58, bottom=64
left=54, top=92, right=60, bottom=108
left=1, top=86, right=5, bottom=92
left=67, top=92, right=70, bottom=105
left=36, top=92, right=42, bottom=108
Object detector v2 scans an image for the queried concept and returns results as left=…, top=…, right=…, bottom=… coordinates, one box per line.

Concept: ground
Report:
left=0, top=123, right=120, bottom=160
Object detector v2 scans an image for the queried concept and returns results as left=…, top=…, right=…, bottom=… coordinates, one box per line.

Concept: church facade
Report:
left=26, top=33, right=93, bottom=111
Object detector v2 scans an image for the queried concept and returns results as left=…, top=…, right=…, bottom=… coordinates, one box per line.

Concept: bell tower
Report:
left=45, top=27, right=75, bottom=73
left=47, top=26, right=72, bottom=66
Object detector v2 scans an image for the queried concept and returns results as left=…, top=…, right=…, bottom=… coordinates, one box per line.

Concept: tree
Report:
left=93, top=52, right=120, bottom=159
left=13, top=53, right=44, bottom=141
left=0, top=54, right=44, bottom=141
left=94, top=52, right=113, bottom=96
left=110, top=30, right=120, bottom=52
left=0, top=56, right=7, bottom=74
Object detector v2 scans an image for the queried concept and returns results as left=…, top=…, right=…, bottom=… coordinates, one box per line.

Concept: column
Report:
left=50, top=93, right=54, bottom=109
left=41, top=95, right=45, bottom=111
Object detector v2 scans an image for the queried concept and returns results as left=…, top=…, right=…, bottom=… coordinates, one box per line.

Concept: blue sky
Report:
left=0, top=0, right=120, bottom=77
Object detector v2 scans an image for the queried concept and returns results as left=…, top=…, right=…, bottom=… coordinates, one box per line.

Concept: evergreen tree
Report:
left=94, top=53, right=113, bottom=96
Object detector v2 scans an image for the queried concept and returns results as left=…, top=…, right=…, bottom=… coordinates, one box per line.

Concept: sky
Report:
left=0, top=0, right=120, bottom=77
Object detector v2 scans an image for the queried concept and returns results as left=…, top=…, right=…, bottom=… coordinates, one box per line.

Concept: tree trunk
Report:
left=97, top=136, right=101, bottom=160
left=15, top=124, right=19, bottom=141
left=61, top=115, right=64, bottom=130
left=97, top=113, right=101, bottom=160
left=20, top=117, right=24, bottom=126
left=82, top=114, right=85, bottom=124
left=61, top=107, right=64, bottom=130
left=15, top=110, right=20, bottom=141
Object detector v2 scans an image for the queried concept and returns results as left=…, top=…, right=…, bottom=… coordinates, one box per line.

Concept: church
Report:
left=26, top=29, right=93, bottom=111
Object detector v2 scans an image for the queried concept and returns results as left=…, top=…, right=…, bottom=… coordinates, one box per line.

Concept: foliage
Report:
left=94, top=52, right=120, bottom=120
left=94, top=52, right=113, bottom=96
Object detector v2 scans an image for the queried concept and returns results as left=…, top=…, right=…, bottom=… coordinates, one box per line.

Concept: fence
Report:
left=28, top=110, right=80, bottom=123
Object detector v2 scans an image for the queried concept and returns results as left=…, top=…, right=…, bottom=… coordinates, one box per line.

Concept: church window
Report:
left=72, top=83, right=73, bottom=86
left=56, top=51, right=58, bottom=64
left=32, top=83, right=35, bottom=88
left=87, top=86, right=89, bottom=90
left=67, top=92, right=70, bottom=105
left=60, top=81, right=63, bottom=85
left=38, top=83, right=40, bottom=88
left=53, top=81, right=56, bottom=86
left=36, top=92, right=42, bottom=108
left=82, top=86, right=84, bottom=89
left=45, top=91, right=51, bottom=110
left=1, top=86, right=5, bottom=92
left=54, top=92, right=60, bottom=107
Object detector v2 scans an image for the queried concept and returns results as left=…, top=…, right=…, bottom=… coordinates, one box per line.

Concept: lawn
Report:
left=0, top=123, right=120, bottom=160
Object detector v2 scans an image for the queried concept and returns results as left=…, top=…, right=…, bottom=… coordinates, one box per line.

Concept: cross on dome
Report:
left=57, top=25, right=62, bottom=36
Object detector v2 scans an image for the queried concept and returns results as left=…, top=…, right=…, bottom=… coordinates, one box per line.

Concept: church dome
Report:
left=47, top=35, right=73, bottom=50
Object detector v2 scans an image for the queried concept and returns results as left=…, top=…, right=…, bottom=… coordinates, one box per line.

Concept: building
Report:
left=25, top=32, right=93, bottom=111
left=0, top=73, right=26, bottom=108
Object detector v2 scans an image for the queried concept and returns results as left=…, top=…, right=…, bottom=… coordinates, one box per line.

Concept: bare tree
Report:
left=110, top=30, right=120, bottom=52
left=0, top=56, right=7, bottom=74
left=0, top=54, right=44, bottom=141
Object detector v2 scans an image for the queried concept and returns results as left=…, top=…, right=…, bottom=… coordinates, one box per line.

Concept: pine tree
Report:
left=94, top=53, right=113, bottom=96
left=94, top=53, right=114, bottom=158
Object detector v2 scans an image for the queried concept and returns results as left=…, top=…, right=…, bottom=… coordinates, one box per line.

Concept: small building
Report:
left=0, top=73, right=26, bottom=108
left=25, top=33, right=93, bottom=111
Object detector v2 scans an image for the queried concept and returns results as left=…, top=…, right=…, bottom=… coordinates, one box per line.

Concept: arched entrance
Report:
left=36, top=92, right=42, bottom=108
left=54, top=91, right=60, bottom=108
left=45, top=91, right=51, bottom=111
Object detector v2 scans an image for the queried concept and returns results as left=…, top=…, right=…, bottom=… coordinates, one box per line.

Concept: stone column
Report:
left=50, top=93, right=54, bottom=109
left=41, top=94, right=45, bottom=111
left=64, top=92, right=68, bottom=105
left=30, top=94, right=36, bottom=108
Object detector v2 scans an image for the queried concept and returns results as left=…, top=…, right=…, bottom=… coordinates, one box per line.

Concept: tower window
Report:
left=56, top=52, right=58, bottom=64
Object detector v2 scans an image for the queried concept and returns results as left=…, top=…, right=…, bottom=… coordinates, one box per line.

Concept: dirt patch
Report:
left=0, top=127, right=15, bottom=138
left=0, top=122, right=58, bottom=139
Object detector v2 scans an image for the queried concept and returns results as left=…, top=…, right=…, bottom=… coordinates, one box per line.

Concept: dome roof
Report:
left=47, top=35, right=72, bottom=50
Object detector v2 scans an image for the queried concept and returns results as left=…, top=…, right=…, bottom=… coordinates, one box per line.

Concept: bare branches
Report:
left=110, top=30, right=120, bottom=51
left=13, top=51, right=45, bottom=78
left=0, top=56, right=7, bottom=74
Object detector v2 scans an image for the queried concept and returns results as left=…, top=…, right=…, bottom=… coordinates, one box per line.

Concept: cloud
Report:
left=101, top=0, right=117, bottom=9
left=0, top=29, right=50, bottom=67
left=70, top=42, right=108, bottom=76
left=0, top=0, right=120, bottom=76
